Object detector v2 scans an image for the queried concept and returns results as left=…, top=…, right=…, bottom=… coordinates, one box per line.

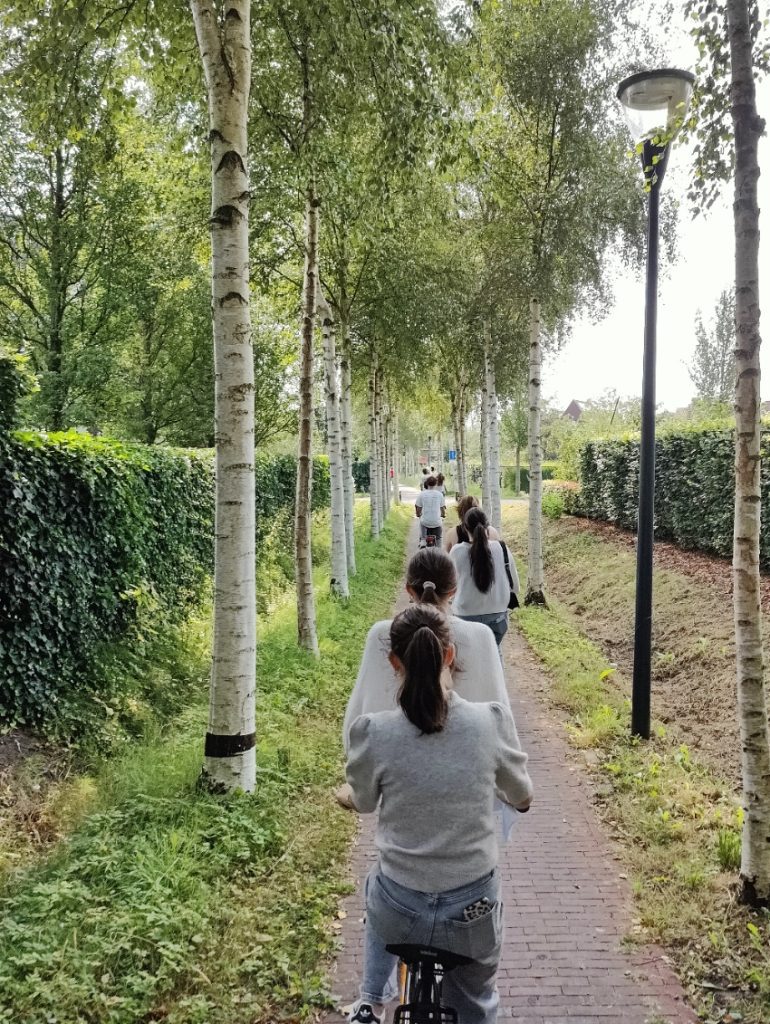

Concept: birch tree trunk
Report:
left=369, top=353, right=381, bottom=538
left=480, top=375, right=491, bottom=512
left=515, top=445, right=521, bottom=495
left=728, top=0, right=770, bottom=906
left=526, top=298, right=547, bottom=606
left=485, top=321, right=502, bottom=530
left=377, top=371, right=388, bottom=526
left=392, top=408, right=401, bottom=504
left=459, top=390, right=469, bottom=494
left=192, top=0, right=256, bottom=792
left=318, top=291, right=348, bottom=598
left=339, top=313, right=357, bottom=575
left=452, top=394, right=462, bottom=498
left=295, top=182, right=319, bottom=654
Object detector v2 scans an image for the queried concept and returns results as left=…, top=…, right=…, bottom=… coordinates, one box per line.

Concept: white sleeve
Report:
left=451, top=621, right=510, bottom=707
left=342, top=621, right=397, bottom=753
left=346, top=715, right=381, bottom=813
left=491, top=703, right=533, bottom=808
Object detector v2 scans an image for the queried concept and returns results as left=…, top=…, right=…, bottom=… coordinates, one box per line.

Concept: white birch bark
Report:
left=295, top=182, right=319, bottom=654
left=377, top=370, right=388, bottom=526
left=728, top=0, right=770, bottom=906
left=318, top=291, right=348, bottom=598
left=480, top=353, right=491, bottom=513
left=526, top=298, right=547, bottom=606
left=485, top=320, right=502, bottom=530
left=339, top=316, right=356, bottom=575
left=369, top=353, right=381, bottom=538
left=192, top=0, right=256, bottom=792
left=392, top=408, right=401, bottom=504
left=452, top=394, right=462, bottom=498
left=459, top=389, right=469, bottom=494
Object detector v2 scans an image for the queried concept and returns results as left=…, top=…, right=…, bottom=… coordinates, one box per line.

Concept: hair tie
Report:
left=422, top=580, right=437, bottom=591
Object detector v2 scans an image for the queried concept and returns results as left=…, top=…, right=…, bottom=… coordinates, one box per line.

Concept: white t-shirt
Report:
left=342, top=616, right=510, bottom=752
left=415, top=487, right=445, bottom=527
left=450, top=540, right=518, bottom=616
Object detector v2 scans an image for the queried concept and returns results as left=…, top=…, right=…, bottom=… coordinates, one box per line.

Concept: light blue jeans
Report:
left=458, top=612, right=508, bottom=649
left=361, top=867, right=503, bottom=1024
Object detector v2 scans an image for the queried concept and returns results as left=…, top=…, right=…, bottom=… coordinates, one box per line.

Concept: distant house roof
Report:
left=562, top=400, right=584, bottom=422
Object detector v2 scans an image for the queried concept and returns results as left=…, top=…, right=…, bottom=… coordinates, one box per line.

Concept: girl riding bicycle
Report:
left=344, top=604, right=533, bottom=1024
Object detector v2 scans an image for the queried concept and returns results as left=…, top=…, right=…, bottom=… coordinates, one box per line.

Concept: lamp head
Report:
left=617, top=68, right=694, bottom=146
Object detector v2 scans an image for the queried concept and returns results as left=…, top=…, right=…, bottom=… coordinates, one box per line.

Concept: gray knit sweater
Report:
left=346, top=694, right=533, bottom=892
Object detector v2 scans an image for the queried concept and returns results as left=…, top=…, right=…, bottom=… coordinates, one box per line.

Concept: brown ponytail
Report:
left=406, top=548, right=457, bottom=606
left=464, top=506, right=494, bottom=593
left=390, top=605, right=451, bottom=733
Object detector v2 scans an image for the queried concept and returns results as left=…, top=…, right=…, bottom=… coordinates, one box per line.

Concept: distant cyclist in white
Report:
left=415, top=475, right=446, bottom=547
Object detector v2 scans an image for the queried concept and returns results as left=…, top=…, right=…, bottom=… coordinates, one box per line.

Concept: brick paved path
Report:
left=322, top=522, right=696, bottom=1024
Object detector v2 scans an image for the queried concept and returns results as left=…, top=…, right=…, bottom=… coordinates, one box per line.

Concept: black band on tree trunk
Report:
left=204, top=731, right=256, bottom=757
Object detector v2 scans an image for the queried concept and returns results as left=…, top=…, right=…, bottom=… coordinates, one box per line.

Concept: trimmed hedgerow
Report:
left=352, top=459, right=370, bottom=493
left=575, top=429, right=770, bottom=566
left=0, top=432, right=215, bottom=736
left=0, top=434, right=330, bottom=735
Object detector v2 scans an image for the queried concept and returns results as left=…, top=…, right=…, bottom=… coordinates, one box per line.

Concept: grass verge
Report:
left=0, top=501, right=411, bottom=1024
left=503, top=504, right=770, bottom=1024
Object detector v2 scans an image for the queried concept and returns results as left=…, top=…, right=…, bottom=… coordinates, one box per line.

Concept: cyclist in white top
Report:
left=415, top=476, right=446, bottom=547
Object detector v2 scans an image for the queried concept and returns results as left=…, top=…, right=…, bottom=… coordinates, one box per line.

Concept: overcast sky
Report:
left=546, top=11, right=770, bottom=412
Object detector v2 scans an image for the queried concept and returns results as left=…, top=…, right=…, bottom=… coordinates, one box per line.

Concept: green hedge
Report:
left=0, top=434, right=330, bottom=735
left=502, top=461, right=558, bottom=493
left=576, top=429, right=770, bottom=565
left=352, top=459, right=370, bottom=493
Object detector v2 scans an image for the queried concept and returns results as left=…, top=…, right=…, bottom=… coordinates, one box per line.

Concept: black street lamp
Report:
left=616, top=68, right=694, bottom=739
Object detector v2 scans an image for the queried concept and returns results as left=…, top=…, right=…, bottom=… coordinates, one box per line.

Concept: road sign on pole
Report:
left=448, top=450, right=456, bottom=461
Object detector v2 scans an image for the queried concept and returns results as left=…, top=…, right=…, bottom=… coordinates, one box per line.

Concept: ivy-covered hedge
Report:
left=576, top=429, right=770, bottom=566
left=352, top=459, right=370, bottom=493
left=0, top=435, right=330, bottom=735
left=0, top=432, right=214, bottom=735
left=254, top=453, right=330, bottom=543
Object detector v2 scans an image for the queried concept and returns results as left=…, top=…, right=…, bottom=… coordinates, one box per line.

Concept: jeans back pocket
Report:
left=439, top=900, right=503, bottom=965
left=365, top=872, right=421, bottom=945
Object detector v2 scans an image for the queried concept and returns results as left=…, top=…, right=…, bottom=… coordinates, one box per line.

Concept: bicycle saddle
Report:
left=385, top=943, right=473, bottom=972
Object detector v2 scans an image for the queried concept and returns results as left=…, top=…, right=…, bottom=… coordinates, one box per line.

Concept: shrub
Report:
left=502, top=461, right=558, bottom=493
left=0, top=348, right=36, bottom=431
left=543, top=479, right=583, bottom=516
left=576, top=429, right=759, bottom=563
left=542, top=490, right=565, bottom=519
left=352, top=459, right=370, bottom=493
left=0, top=434, right=331, bottom=736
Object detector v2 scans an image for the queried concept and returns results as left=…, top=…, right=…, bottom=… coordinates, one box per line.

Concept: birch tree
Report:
left=191, top=0, right=257, bottom=791
left=295, top=180, right=319, bottom=653
left=318, top=290, right=349, bottom=598
left=728, top=0, right=770, bottom=906
left=485, top=317, right=502, bottom=529
left=686, top=0, right=770, bottom=903
left=474, top=0, right=644, bottom=605
left=526, top=298, right=546, bottom=605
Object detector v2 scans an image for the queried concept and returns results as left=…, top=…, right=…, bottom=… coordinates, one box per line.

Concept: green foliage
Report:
left=0, top=431, right=214, bottom=736
left=502, top=461, right=558, bottom=493
left=0, top=505, right=412, bottom=1024
left=541, top=489, right=565, bottom=520
left=542, top=480, right=583, bottom=516
left=688, top=290, right=735, bottom=402
left=716, top=827, right=742, bottom=872
left=0, top=348, right=35, bottom=430
left=0, top=433, right=330, bottom=736
left=352, top=458, right=370, bottom=493
left=575, top=428, right=770, bottom=563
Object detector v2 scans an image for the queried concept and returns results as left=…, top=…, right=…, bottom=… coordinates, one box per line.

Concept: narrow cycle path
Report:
left=322, top=531, right=696, bottom=1024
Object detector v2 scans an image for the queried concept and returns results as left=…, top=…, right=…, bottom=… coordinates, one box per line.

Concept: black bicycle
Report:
left=386, top=943, right=472, bottom=1023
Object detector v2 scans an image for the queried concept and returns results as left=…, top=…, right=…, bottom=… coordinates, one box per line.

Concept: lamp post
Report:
left=616, top=68, right=694, bottom=739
